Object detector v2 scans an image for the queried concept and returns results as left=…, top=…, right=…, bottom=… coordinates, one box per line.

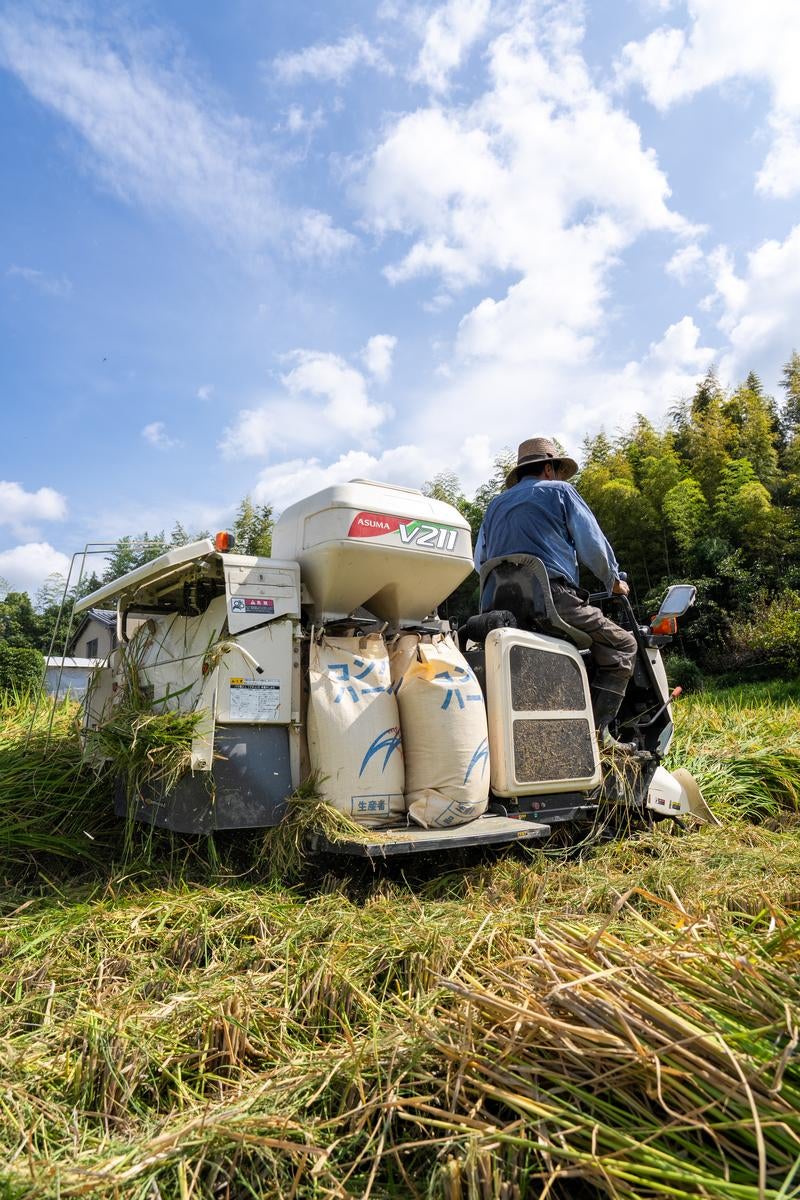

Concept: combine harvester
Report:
left=74, top=480, right=712, bottom=856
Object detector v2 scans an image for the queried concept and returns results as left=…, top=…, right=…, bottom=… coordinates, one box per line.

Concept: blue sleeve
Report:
left=474, top=522, right=486, bottom=571
left=563, top=488, right=620, bottom=590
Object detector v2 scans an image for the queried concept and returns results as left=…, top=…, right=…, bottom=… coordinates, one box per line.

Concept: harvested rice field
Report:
left=1, top=683, right=799, bottom=1199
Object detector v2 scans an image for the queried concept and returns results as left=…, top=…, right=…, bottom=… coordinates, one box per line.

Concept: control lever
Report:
left=619, top=687, right=682, bottom=730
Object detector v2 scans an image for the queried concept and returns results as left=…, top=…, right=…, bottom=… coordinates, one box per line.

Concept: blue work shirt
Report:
left=474, top=479, right=621, bottom=591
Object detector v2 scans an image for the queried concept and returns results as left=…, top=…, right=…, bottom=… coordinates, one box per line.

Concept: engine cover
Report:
left=484, top=628, right=601, bottom=796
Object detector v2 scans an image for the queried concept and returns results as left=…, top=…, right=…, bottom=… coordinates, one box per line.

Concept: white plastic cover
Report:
left=484, top=628, right=601, bottom=796
left=271, top=479, right=473, bottom=624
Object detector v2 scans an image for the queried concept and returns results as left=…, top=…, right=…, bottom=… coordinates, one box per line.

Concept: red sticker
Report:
left=348, top=511, right=405, bottom=538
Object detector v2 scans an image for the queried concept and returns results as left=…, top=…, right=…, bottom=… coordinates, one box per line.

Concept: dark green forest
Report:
left=4, top=354, right=800, bottom=685
left=426, top=352, right=800, bottom=678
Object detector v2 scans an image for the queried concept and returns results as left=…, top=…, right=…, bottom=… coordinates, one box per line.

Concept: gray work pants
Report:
left=550, top=581, right=637, bottom=697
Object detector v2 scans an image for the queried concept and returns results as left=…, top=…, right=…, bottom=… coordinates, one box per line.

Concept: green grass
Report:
left=0, top=690, right=114, bottom=871
left=665, top=684, right=800, bottom=820
left=0, top=681, right=798, bottom=1197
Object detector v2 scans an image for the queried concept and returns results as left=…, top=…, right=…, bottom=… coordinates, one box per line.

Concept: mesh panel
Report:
left=513, top=718, right=596, bottom=783
left=509, top=644, right=585, bottom=712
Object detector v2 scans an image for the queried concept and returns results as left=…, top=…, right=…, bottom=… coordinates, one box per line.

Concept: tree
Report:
left=588, top=479, right=660, bottom=590
left=0, top=591, right=41, bottom=649
left=639, top=449, right=684, bottom=509
left=576, top=436, right=634, bottom=520
left=690, top=367, right=723, bottom=417
left=0, top=644, right=43, bottom=695
left=683, top=372, right=735, bottom=501
left=233, top=497, right=274, bottom=557
left=780, top=350, right=800, bottom=436
left=137, top=532, right=168, bottom=565
left=35, top=574, right=67, bottom=614
left=102, top=536, right=138, bottom=584
left=422, top=471, right=460, bottom=506
left=663, top=477, right=709, bottom=563
left=620, top=416, right=667, bottom=488
left=170, top=521, right=191, bottom=547
left=728, top=480, right=775, bottom=553
left=710, top=458, right=775, bottom=556
left=722, top=377, right=779, bottom=488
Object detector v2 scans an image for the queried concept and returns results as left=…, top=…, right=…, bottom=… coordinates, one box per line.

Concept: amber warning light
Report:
left=650, top=615, right=678, bottom=636
left=214, top=531, right=235, bottom=551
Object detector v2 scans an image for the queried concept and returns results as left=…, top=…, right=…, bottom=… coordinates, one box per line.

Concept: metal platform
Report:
left=520, top=802, right=599, bottom=824
left=306, top=813, right=551, bottom=857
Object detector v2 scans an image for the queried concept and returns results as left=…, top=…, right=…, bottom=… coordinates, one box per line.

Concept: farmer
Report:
left=474, top=437, right=638, bottom=751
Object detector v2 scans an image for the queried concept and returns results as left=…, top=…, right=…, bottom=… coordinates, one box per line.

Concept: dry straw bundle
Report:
left=0, top=886, right=798, bottom=1198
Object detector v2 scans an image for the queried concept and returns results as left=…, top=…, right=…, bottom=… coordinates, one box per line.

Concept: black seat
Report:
left=478, top=554, right=592, bottom=651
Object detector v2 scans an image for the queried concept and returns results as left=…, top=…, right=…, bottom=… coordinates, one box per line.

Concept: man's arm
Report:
left=563, top=488, right=622, bottom=592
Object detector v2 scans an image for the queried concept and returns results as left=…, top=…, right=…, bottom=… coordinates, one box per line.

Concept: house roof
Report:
left=45, top=657, right=100, bottom=668
left=85, top=608, right=116, bottom=626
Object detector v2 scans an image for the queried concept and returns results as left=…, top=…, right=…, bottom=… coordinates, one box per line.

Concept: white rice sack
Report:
left=390, top=634, right=489, bottom=829
left=307, top=635, right=404, bottom=827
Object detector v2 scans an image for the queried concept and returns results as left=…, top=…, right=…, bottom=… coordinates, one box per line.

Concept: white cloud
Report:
left=142, top=421, right=179, bottom=450
left=357, top=1, right=694, bottom=412
left=239, top=311, right=716, bottom=521
left=292, top=210, right=357, bottom=260
left=253, top=447, right=421, bottom=510
left=196, top=384, right=214, bottom=401
left=6, top=264, right=72, bottom=297
left=0, top=480, right=67, bottom=536
left=282, top=103, right=325, bottom=137
left=220, top=344, right=391, bottom=459
left=571, top=317, right=716, bottom=437
left=412, top=0, right=491, bottom=93
left=272, top=33, right=390, bottom=85
left=281, top=350, right=388, bottom=435
left=0, top=542, right=71, bottom=595
left=251, top=434, right=496, bottom=511
left=246, top=329, right=718, bottom=514
left=618, top=0, right=800, bottom=197
left=391, top=314, right=716, bottom=468
left=360, top=334, right=397, bottom=383
left=703, top=225, right=800, bottom=376
left=0, top=8, right=352, bottom=260
left=361, top=10, right=691, bottom=305
left=666, top=243, right=704, bottom=283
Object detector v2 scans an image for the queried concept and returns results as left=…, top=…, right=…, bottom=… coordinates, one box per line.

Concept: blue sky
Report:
left=2, top=0, right=800, bottom=595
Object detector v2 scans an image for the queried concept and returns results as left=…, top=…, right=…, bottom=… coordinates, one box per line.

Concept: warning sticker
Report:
left=228, top=677, right=281, bottom=720
left=230, top=597, right=275, bottom=614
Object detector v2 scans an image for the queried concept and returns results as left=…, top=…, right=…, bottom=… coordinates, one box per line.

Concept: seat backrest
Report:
left=479, top=554, right=592, bottom=650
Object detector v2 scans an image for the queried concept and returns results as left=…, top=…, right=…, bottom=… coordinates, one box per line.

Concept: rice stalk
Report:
left=0, top=692, right=113, bottom=870
left=667, top=690, right=800, bottom=822
left=257, top=773, right=394, bottom=880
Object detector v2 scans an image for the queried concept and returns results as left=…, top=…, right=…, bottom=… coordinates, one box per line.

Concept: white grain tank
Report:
left=271, top=479, right=474, bottom=625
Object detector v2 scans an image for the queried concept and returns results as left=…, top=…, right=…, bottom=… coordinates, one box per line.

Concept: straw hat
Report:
left=505, top=437, right=578, bottom=488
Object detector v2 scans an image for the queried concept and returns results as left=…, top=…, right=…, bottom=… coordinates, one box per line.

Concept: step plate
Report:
left=307, top=814, right=550, bottom=858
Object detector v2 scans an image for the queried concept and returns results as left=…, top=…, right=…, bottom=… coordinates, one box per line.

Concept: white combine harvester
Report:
left=74, top=480, right=711, bottom=856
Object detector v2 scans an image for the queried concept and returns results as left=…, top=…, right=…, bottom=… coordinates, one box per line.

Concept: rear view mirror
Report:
left=656, top=584, right=696, bottom=619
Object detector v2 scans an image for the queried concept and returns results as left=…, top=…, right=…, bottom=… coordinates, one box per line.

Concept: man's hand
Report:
left=612, top=579, right=629, bottom=597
